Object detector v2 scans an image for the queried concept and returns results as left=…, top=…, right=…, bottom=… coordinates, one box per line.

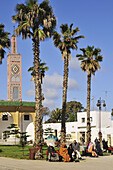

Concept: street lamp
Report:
left=97, top=97, right=106, bottom=146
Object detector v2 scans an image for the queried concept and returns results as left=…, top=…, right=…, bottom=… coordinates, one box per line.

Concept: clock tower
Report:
left=7, top=33, right=22, bottom=101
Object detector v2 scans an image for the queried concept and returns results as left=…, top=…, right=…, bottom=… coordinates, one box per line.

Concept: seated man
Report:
left=72, top=140, right=82, bottom=159
left=96, top=140, right=103, bottom=156
left=68, top=144, right=74, bottom=162
left=47, top=143, right=59, bottom=161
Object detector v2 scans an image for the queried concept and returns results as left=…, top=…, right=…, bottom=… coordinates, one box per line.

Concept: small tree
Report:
left=2, top=130, right=10, bottom=141
left=44, top=127, right=54, bottom=137
left=7, top=124, right=19, bottom=145
left=18, top=132, right=29, bottom=156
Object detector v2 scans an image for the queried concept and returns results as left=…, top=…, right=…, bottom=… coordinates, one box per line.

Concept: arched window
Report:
left=13, top=87, right=18, bottom=99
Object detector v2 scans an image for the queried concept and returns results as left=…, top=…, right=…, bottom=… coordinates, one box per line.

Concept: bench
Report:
left=82, top=149, right=92, bottom=157
left=108, top=147, right=113, bottom=153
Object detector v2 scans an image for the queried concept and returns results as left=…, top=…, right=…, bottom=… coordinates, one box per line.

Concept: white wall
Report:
left=0, top=115, right=13, bottom=139
left=20, top=114, right=34, bottom=142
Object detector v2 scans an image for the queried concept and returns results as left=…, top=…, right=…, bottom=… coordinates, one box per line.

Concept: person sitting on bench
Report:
left=72, top=140, right=82, bottom=159
left=47, top=143, right=59, bottom=161
left=60, top=143, right=70, bottom=162
left=68, top=144, right=74, bottom=162
left=88, top=141, right=98, bottom=157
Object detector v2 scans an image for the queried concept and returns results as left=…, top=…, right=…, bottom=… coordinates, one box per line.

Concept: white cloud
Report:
left=43, top=72, right=78, bottom=90
left=69, top=57, right=81, bottom=70
left=42, top=99, right=56, bottom=108
left=25, top=72, right=78, bottom=110
left=25, top=88, right=34, bottom=97
left=43, top=87, right=59, bottom=99
left=43, top=72, right=62, bottom=88
left=68, top=78, right=78, bottom=90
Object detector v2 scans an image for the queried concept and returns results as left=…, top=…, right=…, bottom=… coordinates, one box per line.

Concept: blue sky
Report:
left=0, top=0, right=113, bottom=112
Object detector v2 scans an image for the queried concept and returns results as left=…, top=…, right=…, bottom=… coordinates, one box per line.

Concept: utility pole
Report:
left=97, top=97, right=106, bottom=146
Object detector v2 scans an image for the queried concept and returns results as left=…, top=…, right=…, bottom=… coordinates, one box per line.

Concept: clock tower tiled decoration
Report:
left=7, top=33, right=22, bottom=101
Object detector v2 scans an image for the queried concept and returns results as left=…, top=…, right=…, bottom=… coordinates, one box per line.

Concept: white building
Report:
left=0, top=107, right=113, bottom=146
left=43, top=111, right=113, bottom=146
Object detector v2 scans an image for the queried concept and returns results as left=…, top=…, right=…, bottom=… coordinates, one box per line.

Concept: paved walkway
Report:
left=0, top=155, right=113, bottom=170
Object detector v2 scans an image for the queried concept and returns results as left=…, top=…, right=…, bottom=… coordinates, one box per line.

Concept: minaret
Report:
left=7, top=31, right=22, bottom=101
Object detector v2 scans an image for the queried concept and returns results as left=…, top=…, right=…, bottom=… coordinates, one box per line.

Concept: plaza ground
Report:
left=0, top=155, right=113, bottom=170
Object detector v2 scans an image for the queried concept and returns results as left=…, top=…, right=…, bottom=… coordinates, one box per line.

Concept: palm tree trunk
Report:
left=61, top=54, right=69, bottom=143
left=32, top=36, right=43, bottom=143
left=87, top=74, right=91, bottom=145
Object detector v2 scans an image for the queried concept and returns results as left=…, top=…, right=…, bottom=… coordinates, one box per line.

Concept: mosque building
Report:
left=0, top=33, right=36, bottom=143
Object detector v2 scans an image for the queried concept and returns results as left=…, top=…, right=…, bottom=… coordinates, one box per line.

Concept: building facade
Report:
left=0, top=107, right=113, bottom=146
left=43, top=111, right=113, bottom=146
left=0, top=101, right=35, bottom=144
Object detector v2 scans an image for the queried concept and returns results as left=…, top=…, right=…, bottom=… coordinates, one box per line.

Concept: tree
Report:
left=66, top=101, right=85, bottom=121
left=28, top=59, right=49, bottom=102
left=76, top=46, right=103, bottom=144
left=0, top=24, right=10, bottom=64
left=7, top=123, right=19, bottom=145
left=44, top=127, right=53, bottom=137
left=12, top=0, right=56, bottom=143
left=28, top=59, right=49, bottom=84
left=46, top=108, right=62, bottom=123
left=18, top=132, right=30, bottom=156
left=46, top=101, right=85, bottom=123
left=53, top=23, right=84, bottom=142
left=2, top=130, right=10, bottom=141
left=28, top=61, right=49, bottom=122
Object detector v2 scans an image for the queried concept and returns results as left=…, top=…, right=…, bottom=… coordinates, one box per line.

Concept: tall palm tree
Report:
left=53, top=23, right=84, bottom=143
left=76, top=46, right=103, bottom=144
left=0, top=24, right=10, bottom=64
left=12, top=0, right=56, bottom=143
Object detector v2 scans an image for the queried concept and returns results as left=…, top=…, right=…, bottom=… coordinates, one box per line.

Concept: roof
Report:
left=0, top=101, right=35, bottom=107
left=0, top=101, right=35, bottom=112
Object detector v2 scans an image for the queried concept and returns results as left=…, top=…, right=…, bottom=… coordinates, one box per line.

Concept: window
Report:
left=90, top=117, right=93, bottom=122
left=13, top=38, right=16, bottom=53
left=82, top=118, right=85, bottom=123
left=24, top=115, right=29, bottom=120
left=2, top=115, right=8, bottom=121
left=13, top=87, right=18, bottom=99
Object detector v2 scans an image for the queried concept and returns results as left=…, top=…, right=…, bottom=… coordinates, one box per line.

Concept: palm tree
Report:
left=76, top=46, right=103, bottom=144
left=53, top=23, right=84, bottom=143
left=0, top=24, right=10, bottom=64
left=12, top=0, right=56, bottom=143
left=28, top=60, right=49, bottom=136
left=28, top=59, right=49, bottom=84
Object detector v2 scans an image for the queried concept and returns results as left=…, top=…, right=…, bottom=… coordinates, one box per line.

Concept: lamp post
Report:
left=97, top=97, right=106, bottom=146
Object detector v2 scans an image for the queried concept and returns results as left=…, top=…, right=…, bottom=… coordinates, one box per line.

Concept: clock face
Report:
left=11, top=64, right=19, bottom=74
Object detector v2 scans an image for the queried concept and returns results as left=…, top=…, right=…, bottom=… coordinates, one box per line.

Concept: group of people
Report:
left=47, top=140, right=82, bottom=162
left=87, top=138, right=108, bottom=157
